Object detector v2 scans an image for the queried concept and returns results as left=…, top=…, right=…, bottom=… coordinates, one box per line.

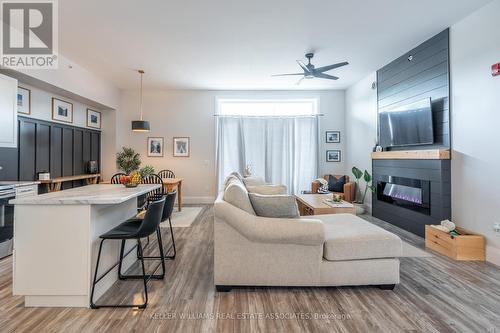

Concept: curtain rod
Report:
left=213, top=114, right=324, bottom=117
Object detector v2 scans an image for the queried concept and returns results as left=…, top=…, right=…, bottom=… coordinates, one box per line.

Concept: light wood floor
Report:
left=1, top=207, right=500, bottom=333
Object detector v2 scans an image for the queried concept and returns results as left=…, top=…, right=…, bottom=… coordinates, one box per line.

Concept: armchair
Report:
left=311, top=175, right=356, bottom=202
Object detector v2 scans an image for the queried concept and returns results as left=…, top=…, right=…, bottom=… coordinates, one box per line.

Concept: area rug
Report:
left=161, top=206, right=204, bottom=228
left=401, top=241, right=433, bottom=258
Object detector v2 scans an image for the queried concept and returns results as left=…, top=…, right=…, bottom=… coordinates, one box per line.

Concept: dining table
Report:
left=161, top=178, right=183, bottom=211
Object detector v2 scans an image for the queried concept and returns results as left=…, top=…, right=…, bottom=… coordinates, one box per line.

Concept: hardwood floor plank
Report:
left=0, top=207, right=499, bottom=332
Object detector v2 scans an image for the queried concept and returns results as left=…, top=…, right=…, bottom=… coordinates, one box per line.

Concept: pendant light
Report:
left=131, top=69, right=150, bottom=132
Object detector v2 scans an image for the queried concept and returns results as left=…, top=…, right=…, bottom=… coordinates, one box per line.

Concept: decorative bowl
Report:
left=124, top=183, right=138, bottom=188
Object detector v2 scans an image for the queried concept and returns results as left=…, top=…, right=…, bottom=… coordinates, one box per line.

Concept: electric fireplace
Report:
left=377, top=176, right=430, bottom=215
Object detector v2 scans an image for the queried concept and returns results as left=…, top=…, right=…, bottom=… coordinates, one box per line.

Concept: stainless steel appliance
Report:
left=0, top=183, right=38, bottom=259
left=0, top=185, right=15, bottom=259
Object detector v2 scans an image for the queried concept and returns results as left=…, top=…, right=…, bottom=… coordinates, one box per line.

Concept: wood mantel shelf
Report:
left=371, top=149, right=450, bottom=160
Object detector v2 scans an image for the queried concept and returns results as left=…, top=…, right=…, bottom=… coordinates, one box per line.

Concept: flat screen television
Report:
left=379, top=97, right=434, bottom=148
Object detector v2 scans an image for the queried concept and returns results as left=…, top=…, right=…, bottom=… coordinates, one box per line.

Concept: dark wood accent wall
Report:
left=377, top=29, right=450, bottom=149
left=0, top=117, right=100, bottom=186
left=372, top=159, right=451, bottom=237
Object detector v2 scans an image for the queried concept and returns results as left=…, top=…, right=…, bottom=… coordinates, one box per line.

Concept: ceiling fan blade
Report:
left=315, top=73, right=339, bottom=80
left=296, top=77, right=305, bottom=85
left=296, top=60, right=311, bottom=73
left=314, top=61, right=349, bottom=73
left=271, top=73, right=306, bottom=77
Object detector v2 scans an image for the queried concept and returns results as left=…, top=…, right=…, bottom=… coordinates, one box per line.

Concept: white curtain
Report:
left=216, top=116, right=319, bottom=194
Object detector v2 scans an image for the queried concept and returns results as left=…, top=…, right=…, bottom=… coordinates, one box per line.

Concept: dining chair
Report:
left=141, top=174, right=165, bottom=201
left=158, top=169, right=175, bottom=179
left=110, top=172, right=127, bottom=184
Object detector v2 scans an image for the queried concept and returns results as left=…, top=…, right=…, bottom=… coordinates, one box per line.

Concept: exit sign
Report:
left=492, top=63, right=500, bottom=76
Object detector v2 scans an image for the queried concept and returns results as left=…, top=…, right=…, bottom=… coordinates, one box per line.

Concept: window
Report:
left=216, top=99, right=319, bottom=194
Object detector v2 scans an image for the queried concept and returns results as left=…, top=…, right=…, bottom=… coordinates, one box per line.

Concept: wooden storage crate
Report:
left=425, top=225, right=485, bottom=261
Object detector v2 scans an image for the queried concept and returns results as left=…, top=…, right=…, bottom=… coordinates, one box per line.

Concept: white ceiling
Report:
left=59, top=0, right=491, bottom=90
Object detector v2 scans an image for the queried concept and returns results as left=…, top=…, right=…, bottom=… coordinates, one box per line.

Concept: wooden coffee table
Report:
left=295, top=193, right=356, bottom=216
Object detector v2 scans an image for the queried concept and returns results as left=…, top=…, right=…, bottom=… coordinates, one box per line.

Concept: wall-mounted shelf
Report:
left=371, top=149, right=450, bottom=160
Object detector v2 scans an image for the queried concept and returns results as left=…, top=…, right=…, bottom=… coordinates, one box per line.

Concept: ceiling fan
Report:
left=272, top=53, right=349, bottom=85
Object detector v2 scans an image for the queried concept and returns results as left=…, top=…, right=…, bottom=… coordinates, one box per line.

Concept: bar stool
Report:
left=90, top=197, right=166, bottom=309
left=136, top=191, right=177, bottom=260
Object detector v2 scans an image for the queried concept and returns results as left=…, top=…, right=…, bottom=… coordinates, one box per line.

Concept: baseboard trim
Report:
left=181, top=196, right=215, bottom=205
left=486, top=245, right=500, bottom=267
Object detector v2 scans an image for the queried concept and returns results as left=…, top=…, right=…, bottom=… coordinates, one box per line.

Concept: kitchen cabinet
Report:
left=0, top=74, right=18, bottom=148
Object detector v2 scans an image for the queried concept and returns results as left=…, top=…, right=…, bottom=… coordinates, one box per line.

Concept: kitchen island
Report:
left=10, top=184, right=160, bottom=308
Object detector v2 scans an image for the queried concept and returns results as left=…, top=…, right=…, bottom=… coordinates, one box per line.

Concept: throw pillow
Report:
left=243, top=176, right=266, bottom=187
left=246, top=184, right=288, bottom=195
left=328, top=175, right=346, bottom=193
left=248, top=193, right=299, bottom=218
left=224, top=181, right=256, bottom=215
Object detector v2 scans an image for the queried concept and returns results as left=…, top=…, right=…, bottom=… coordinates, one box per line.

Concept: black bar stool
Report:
left=90, top=197, right=166, bottom=309
left=137, top=191, right=177, bottom=260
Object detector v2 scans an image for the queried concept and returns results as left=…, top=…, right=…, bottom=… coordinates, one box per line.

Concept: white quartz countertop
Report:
left=10, top=184, right=160, bottom=205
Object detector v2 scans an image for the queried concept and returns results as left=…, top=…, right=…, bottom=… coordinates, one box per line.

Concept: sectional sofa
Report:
left=213, top=174, right=403, bottom=291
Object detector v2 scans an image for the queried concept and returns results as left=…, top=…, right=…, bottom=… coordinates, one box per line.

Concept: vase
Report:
left=353, top=203, right=365, bottom=215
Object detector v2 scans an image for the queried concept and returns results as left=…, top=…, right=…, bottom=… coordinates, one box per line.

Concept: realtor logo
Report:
left=1, top=0, right=58, bottom=69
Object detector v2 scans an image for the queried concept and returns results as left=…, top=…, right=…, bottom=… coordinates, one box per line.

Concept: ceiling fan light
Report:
left=131, top=120, right=150, bottom=132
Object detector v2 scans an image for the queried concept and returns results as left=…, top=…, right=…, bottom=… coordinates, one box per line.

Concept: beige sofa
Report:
left=214, top=174, right=402, bottom=291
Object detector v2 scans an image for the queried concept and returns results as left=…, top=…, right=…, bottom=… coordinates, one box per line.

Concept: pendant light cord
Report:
left=139, top=69, right=144, bottom=121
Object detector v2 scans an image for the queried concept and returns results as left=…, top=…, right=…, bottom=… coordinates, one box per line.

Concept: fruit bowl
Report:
left=119, top=172, right=141, bottom=188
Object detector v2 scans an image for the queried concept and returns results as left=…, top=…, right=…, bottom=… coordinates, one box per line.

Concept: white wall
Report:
left=344, top=0, right=500, bottom=265
left=13, top=55, right=120, bottom=110
left=450, top=0, right=500, bottom=265
left=113, top=90, right=345, bottom=202
left=345, top=73, right=378, bottom=209
left=17, top=83, right=105, bottom=129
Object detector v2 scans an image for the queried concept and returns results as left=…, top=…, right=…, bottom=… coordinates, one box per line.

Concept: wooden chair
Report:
left=110, top=172, right=127, bottom=184
left=311, top=175, right=356, bottom=202
left=158, top=169, right=175, bottom=179
left=141, top=174, right=165, bottom=201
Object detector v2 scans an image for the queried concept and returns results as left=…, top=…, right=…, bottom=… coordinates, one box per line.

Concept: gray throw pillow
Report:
left=248, top=193, right=299, bottom=218
left=243, top=176, right=266, bottom=187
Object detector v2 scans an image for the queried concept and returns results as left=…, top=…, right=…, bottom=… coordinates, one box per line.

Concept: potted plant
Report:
left=116, top=147, right=141, bottom=175
left=351, top=166, right=376, bottom=215
left=139, top=164, right=155, bottom=178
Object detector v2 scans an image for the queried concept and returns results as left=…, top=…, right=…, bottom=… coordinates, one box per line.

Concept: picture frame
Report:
left=86, top=108, right=102, bottom=129
left=173, top=137, right=190, bottom=157
left=52, top=98, right=73, bottom=123
left=147, top=137, right=164, bottom=157
left=326, top=131, right=340, bottom=143
left=326, top=150, right=341, bottom=162
left=17, top=87, right=31, bottom=115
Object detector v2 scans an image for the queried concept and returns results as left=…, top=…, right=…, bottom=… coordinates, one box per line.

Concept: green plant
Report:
left=139, top=164, right=155, bottom=178
left=352, top=166, right=376, bottom=204
left=116, top=147, right=141, bottom=175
